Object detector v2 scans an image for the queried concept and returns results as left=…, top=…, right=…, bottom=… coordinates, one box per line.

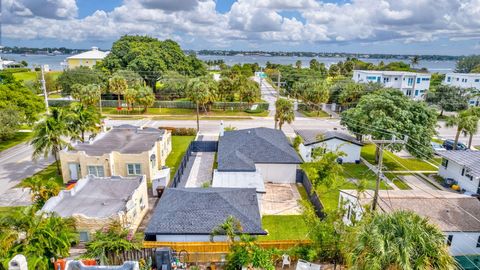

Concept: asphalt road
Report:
left=255, top=76, right=278, bottom=116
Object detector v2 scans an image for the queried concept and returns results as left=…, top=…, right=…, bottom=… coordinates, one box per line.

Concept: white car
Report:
left=431, top=142, right=446, bottom=152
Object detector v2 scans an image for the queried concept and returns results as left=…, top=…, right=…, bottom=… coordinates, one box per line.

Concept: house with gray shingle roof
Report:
left=144, top=188, right=266, bottom=242
left=295, top=129, right=363, bottom=163
left=212, top=128, right=302, bottom=199
left=437, top=150, right=480, bottom=194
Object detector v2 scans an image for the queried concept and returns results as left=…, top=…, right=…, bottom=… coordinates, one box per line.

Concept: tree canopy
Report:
left=426, top=85, right=470, bottom=115
left=341, top=89, right=437, bottom=158
left=455, top=55, right=480, bottom=73
left=57, top=66, right=104, bottom=95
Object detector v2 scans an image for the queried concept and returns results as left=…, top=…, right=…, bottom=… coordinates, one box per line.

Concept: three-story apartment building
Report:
left=443, top=73, right=480, bottom=106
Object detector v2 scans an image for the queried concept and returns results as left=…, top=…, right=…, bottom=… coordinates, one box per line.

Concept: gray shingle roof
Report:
left=42, top=175, right=143, bottom=218
left=217, top=128, right=302, bottom=171
left=145, top=188, right=266, bottom=235
left=72, top=125, right=165, bottom=156
left=295, top=129, right=363, bottom=146
left=437, top=150, right=480, bottom=177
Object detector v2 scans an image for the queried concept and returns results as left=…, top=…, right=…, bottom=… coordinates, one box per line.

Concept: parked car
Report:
left=442, top=139, right=467, bottom=150
left=431, top=142, right=446, bottom=152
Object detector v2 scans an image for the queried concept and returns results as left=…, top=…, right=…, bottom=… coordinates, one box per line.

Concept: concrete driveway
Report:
left=261, top=183, right=302, bottom=215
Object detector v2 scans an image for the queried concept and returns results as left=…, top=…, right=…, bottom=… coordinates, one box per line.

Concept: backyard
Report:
left=165, top=136, right=196, bottom=181
left=259, top=215, right=309, bottom=241
left=361, top=144, right=438, bottom=171
left=0, top=132, right=32, bottom=152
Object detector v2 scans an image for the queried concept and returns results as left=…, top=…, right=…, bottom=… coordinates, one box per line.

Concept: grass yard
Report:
left=361, top=144, right=437, bottom=171
left=103, top=107, right=268, bottom=118
left=12, top=71, right=38, bottom=82
left=0, top=132, right=33, bottom=152
left=384, top=173, right=412, bottom=190
left=20, top=163, right=63, bottom=186
left=165, top=136, right=195, bottom=181
left=299, top=109, right=330, bottom=118
left=259, top=215, right=309, bottom=241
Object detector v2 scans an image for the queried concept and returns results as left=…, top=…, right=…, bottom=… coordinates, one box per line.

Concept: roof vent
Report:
left=91, top=46, right=98, bottom=51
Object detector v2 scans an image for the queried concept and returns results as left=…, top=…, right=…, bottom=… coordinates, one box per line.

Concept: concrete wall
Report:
left=67, top=58, right=100, bottom=69
left=299, top=139, right=362, bottom=163
left=438, top=158, right=479, bottom=194
left=255, top=163, right=297, bottom=183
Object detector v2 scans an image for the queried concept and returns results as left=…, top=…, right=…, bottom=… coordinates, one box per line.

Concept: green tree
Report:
left=274, top=98, right=295, bottom=130
left=329, top=64, right=341, bottom=77
left=341, top=89, right=437, bottom=159
left=124, top=87, right=138, bottom=110
left=218, top=77, right=236, bottom=104
left=346, top=211, right=456, bottom=270
left=57, top=66, right=104, bottom=95
left=186, top=76, right=217, bottom=131
left=135, top=86, right=156, bottom=113
left=0, top=108, right=22, bottom=141
left=71, top=83, right=102, bottom=107
left=293, top=79, right=329, bottom=112
left=295, top=60, right=302, bottom=69
left=456, top=55, right=480, bottom=73
left=302, top=151, right=344, bottom=189
left=426, top=85, right=470, bottom=116
left=338, top=82, right=367, bottom=109
left=113, top=70, right=144, bottom=88
left=410, top=55, right=420, bottom=69
left=31, top=108, right=70, bottom=174
left=445, top=109, right=479, bottom=150
left=309, top=59, right=320, bottom=71
left=21, top=176, right=60, bottom=209
left=238, top=79, right=260, bottom=104
left=210, top=216, right=243, bottom=243
left=109, top=75, right=129, bottom=108
left=226, top=235, right=275, bottom=270
left=84, top=221, right=139, bottom=265
left=159, top=71, right=189, bottom=99
left=66, top=102, right=101, bottom=142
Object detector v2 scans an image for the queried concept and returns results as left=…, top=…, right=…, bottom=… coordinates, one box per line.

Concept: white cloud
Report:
left=2, top=0, right=480, bottom=49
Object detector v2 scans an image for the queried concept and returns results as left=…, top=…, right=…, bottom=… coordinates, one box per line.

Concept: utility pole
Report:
left=371, top=135, right=408, bottom=211
left=40, top=65, right=49, bottom=114
left=276, top=71, right=281, bottom=97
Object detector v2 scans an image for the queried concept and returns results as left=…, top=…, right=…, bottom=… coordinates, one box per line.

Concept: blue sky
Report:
left=2, top=0, right=480, bottom=55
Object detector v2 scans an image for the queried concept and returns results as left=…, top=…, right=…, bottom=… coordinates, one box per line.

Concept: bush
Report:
left=159, top=127, right=197, bottom=136
left=244, top=108, right=265, bottom=114
left=3, top=67, right=31, bottom=73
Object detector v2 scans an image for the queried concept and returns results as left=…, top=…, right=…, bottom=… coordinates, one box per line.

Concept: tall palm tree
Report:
left=274, top=98, right=295, bottom=130
left=71, top=84, right=102, bottom=107
left=124, top=87, right=137, bottom=111
left=109, top=75, right=128, bottom=108
left=31, top=108, right=69, bottom=175
left=410, top=55, right=420, bottom=69
left=346, top=211, right=456, bottom=270
left=186, top=77, right=217, bottom=131
left=210, top=216, right=243, bottom=243
left=66, top=102, right=101, bottom=142
left=135, top=86, right=156, bottom=113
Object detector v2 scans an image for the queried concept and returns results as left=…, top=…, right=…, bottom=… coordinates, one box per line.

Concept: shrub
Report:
left=160, top=127, right=197, bottom=136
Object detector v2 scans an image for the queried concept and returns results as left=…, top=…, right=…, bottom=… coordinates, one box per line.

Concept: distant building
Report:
left=339, top=189, right=480, bottom=256
left=294, top=129, right=363, bottom=163
left=66, top=47, right=109, bottom=69
left=443, top=73, right=480, bottom=106
left=437, top=151, right=480, bottom=194
left=59, top=125, right=171, bottom=183
left=41, top=175, right=148, bottom=242
left=352, top=70, right=431, bottom=100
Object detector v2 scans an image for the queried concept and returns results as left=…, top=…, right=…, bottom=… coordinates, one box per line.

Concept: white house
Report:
left=443, top=73, right=480, bottom=106
left=352, top=70, right=431, bottom=100
left=437, top=151, right=480, bottom=195
left=295, top=129, right=363, bottom=163
left=212, top=128, right=302, bottom=200
left=339, top=189, right=480, bottom=256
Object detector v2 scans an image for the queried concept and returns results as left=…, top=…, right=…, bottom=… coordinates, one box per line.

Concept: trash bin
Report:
left=154, top=247, right=173, bottom=270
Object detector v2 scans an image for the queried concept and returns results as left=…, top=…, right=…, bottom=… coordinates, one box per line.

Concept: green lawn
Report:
left=384, top=173, right=412, bottom=190
left=0, top=132, right=32, bottom=152
left=259, top=215, right=309, bottom=241
left=165, top=136, right=195, bottom=181
left=20, top=163, right=63, bottom=186
left=12, top=71, right=38, bottom=82
left=361, top=144, right=437, bottom=171
left=299, top=109, right=329, bottom=118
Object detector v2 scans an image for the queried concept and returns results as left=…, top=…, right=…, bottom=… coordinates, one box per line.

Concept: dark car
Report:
left=442, top=139, right=467, bottom=150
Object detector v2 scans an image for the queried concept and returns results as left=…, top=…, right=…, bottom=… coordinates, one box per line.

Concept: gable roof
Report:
left=217, top=127, right=302, bottom=171
left=41, top=175, right=144, bottom=218
left=71, top=125, right=166, bottom=156
left=295, top=129, right=363, bottom=146
left=67, top=47, right=109, bottom=60
left=145, top=188, right=266, bottom=236
left=437, top=150, right=480, bottom=178
left=341, top=189, right=480, bottom=232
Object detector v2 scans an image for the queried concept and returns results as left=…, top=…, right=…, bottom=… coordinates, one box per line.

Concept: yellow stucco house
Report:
left=66, top=46, right=109, bottom=69
left=59, top=125, right=172, bottom=183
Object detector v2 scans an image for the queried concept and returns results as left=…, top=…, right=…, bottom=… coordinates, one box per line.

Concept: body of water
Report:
left=1, top=53, right=456, bottom=74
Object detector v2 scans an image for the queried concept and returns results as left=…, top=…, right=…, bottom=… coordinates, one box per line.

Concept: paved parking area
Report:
left=261, top=183, right=302, bottom=215
left=178, top=152, right=215, bottom=188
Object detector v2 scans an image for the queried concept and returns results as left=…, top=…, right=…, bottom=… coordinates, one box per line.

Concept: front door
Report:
left=69, top=163, right=80, bottom=180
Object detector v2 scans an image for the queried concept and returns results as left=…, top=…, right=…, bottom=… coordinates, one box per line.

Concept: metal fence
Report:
left=296, top=169, right=325, bottom=218
left=169, top=140, right=218, bottom=188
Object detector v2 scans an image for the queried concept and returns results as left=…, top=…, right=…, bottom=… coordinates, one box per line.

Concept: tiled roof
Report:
left=145, top=188, right=266, bottom=235
left=217, top=127, right=302, bottom=171
left=294, top=129, right=363, bottom=146
left=71, top=125, right=165, bottom=156
left=341, top=189, right=480, bottom=232
left=436, top=150, right=480, bottom=177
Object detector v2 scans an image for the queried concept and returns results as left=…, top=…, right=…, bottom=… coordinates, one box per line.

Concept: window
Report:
left=87, top=165, right=104, bottom=177
left=447, top=235, right=453, bottom=246
left=395, top=77, right=398, bottom=81
left=447, top=77, right=451, bottom=82
left=127, top=163, right=141, bottom=175
left=407, top=78, right=414, bottom=86
left=457, top=78, right=460, bottom=81
left=406, top=89, right=413, bottom=96
left=79, top=231, right=90, bottom=242
left=415, top=90, right=419, bottom=96
left=366, top=76, right=377, bottom=81
left=462, top=168, right=465, bottom=176
left=441, top=158, right=449, bottom=168
left=475, top=79, right=480, bottom=82
left=477, top=236, right=480, bottom=248
left=422, top=78, right=430, bottom=81
left=417, top=78, right=421, bottom=84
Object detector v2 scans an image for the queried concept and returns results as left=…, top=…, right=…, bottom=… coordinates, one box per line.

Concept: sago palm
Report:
left=30, top=108, right=70, bottom=175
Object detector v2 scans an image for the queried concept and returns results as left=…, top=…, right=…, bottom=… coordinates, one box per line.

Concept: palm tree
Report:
left=210, top=216, right=243, bottom=243
left=275, top=98, right=295, bottom=130
left=410, top=55, right=420, bottom=69
left=445, top=110, right=475, bottom=150
left=21, top=176, right=60, bottom=209
left=135, top=86, right=156, bottom=113
left=66, top=102, right=101, bottom=142
left=186, top=77, right=217, bottom=131
left=346, top=211, right=456, bottom=270
left=109, top=75, right=128, bottom=108
left=461, top=108, right=480, bottom=149
left=31, top=108, right=69, bottom=175
left=124, top=87, right=137, bottom=111
left=71, top=84, right=102, bottom=107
